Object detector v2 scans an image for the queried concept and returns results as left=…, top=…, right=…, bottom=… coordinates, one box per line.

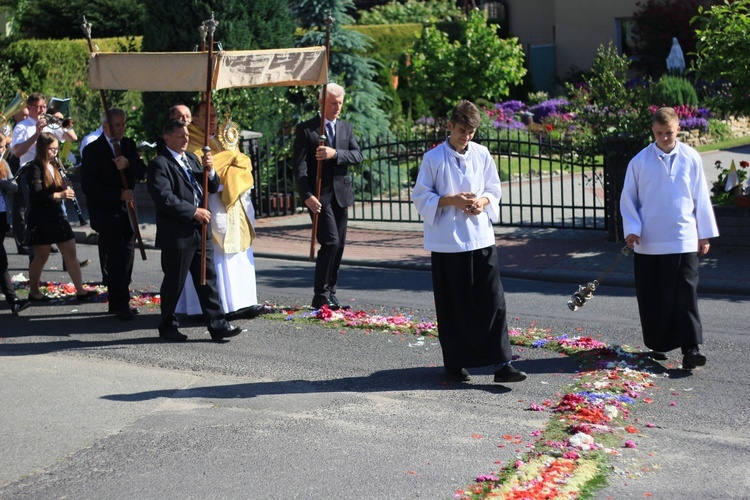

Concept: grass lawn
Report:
left=496, top=154, right=603, bottom=182
left=696, top=135, right=750, bottom=152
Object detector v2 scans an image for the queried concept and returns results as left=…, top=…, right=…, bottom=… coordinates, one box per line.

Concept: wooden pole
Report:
left=81, top=16, right=147, bottom=261
left=199, top=13, right=218, bottom=285
left=309, top=16, right=334, bottom=262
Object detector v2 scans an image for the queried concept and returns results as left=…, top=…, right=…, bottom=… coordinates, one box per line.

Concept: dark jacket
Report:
left=81, top=133, right=147, bottom=234
left=293, top=115, right=362, bottom=207
left=147, top=149, right=220, bottom=249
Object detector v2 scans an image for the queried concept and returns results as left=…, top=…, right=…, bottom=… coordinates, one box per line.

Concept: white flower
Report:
left=569, top=432, right=595, bottom=450
left=604, top=405, right=619, bottom=419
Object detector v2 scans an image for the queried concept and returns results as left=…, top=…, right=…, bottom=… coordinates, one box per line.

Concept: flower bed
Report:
left=10, top=274, right=161, bottom=308
left=454, top=328, right=660, bottom=499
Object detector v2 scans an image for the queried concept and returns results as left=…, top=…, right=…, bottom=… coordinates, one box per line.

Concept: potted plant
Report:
left=711, top=160, right=750, bottom=249
left=710, top=160, right=748, bottom=206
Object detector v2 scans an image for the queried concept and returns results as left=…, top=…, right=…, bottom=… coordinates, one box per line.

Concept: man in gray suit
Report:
left=294, top=83, right=363, bottom=310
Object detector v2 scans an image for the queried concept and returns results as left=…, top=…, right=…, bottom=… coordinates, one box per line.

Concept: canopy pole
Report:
left=81, top=16, right=147, bottom=261
left=199, top=13, right=218, bottom=285
left=310, top=15, right=334, bottom=262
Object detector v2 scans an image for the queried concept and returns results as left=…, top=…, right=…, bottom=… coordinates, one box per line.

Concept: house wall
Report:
left=555, top=0, right=639, bottom=76
left=507, top=0, right=556, bottom=47
left=507, top=0, right=639, bottom=84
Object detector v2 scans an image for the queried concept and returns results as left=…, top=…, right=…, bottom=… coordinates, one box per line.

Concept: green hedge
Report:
left=348, top=23, right=423, bottom=64
left=1, top=37, right=143, bottom=153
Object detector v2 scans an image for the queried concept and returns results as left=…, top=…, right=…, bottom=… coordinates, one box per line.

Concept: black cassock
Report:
left=431, top=245, right=513, bottom=369
left=633, top=252, right=703, bottom=352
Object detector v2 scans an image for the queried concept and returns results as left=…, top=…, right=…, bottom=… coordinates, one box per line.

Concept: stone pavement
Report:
left=251, top=214, right=750, bottom=296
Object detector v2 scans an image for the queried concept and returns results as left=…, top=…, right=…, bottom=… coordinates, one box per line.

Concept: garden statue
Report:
left=666, top=37, right=685, bottom=75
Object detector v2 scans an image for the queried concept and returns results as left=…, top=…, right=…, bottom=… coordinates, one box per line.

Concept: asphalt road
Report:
left=1, top=242, right=749, bottom=499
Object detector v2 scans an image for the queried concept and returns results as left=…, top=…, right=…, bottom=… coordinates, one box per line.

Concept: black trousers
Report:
left=634, top=252, right=702, bottom=352
left=311, top=192, right=347, bottom=300
left=158, top=237, right=228, bottom=334
left=1, top=228, right=20, bottom=305
left=431, top=246, right=513, bottom=369
left=9, top=156, right=27, bottom=251
left=97, top=214, right=135, bottom=313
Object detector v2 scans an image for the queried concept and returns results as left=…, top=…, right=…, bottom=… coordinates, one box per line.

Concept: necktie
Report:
left=326, top=121, right=335, bottom=148
left=180, top=156, right=202, bottom=206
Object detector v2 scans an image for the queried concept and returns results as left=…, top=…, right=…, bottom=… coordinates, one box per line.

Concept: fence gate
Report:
left=242, top=130, right=608, bottom=231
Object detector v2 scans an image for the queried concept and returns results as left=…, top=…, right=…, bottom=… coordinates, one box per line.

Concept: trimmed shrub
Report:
left=653, top=76, right=699, bottom=107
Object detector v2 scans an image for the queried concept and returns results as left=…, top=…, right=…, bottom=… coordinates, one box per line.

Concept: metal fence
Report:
left=242, top=129, right=609, bottom=230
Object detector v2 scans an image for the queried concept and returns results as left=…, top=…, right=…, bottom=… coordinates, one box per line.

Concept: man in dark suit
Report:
left=293, top=83, right=363, bottom=310
left=81, top=108, right=146, bottom=320
left=147, top=119, right=242, bottom=342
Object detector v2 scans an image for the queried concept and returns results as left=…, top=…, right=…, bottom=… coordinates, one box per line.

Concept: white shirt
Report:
left=79, top=126, right=104, bottom=156
left=12, top=117, right=66, bottom=166
left=620, top=141, right=719, bottom=255
left=166, top=148, right=216, bottom=181
left=412, top=140, right=501, bottom=253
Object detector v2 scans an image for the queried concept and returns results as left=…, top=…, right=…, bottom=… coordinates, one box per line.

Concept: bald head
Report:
left=169, top=105, right=192, bottom=125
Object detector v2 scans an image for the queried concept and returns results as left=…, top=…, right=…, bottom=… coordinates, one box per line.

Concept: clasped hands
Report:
left=455, top=191, right=485, bottom=216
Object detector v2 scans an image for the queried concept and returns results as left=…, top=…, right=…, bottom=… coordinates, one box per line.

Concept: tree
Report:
left=141, top=0, right=297, bottom=140
left=357, top=0, right=462, bottom=25
left=453, top=11, right=526, bottom=105
left=399, top=25, right=454, bottom=119
left=400, top=10, right=526, bottom=119
left=140, top=1, right=210, bottom=141
left=209, top=0, right=297, bottom=139
left=0, top=0, right=145, bottom=39
left=566, top=43, right=653, bottom=151
left=291, top=0, right=391, bottom=139
left=692, top=0, right=750, bottom=116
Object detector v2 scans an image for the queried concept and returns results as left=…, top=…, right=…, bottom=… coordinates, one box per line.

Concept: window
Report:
left=615, top=18, right=637, bottom=58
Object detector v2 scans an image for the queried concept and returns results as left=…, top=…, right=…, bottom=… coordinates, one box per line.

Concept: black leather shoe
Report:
left=109, top=307, right=139, bottom=316
left=209, top=325, right=242, bottom=341
left=75, top=290, right=98, bottom=303
left=28, top=293, right=51, bottom=302
left=647, top=351, right=668, bottom=361
left=494, top=364, right=527, bottom=383
left=11, top=299, right=31, bottom=315
left=329, top=294, right=341, bottom=309
left=682, top=348, right=706, bottom=370
left=311, top=297, right=337, bottom=310
left=159, top=329, right=187, bottom=341
left=445, top=367, right=471, bottom=382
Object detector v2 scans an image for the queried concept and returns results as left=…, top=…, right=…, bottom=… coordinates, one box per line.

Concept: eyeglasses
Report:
left=31, top=104, right=47, bottom=109
left=48, top=147, right=59, bottom=152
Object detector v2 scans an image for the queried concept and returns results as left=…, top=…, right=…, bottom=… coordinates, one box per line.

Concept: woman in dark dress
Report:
left=26, top=132, right=94, bottom=301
